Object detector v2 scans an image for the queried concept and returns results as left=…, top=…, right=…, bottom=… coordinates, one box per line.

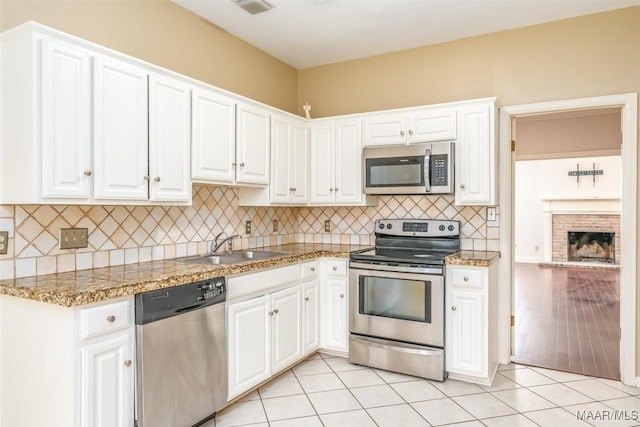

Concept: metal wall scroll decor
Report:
left=568, top=163, right=603, bottom=187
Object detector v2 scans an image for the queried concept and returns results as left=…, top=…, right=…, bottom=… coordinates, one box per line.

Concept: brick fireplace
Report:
left=543, top=199, right=621, bottom=265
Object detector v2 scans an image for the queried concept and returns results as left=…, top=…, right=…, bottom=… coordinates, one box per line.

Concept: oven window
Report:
left=358, top=276, right=431, bottom=323
left=366, top=157, right=424, bottom=187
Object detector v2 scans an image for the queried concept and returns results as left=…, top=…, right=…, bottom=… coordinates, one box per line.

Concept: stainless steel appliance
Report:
left=135, top=278, right=227, bottom=427
left=349, top=218, right=459, bottom=381
left=363, top=141, right=454, bottom=195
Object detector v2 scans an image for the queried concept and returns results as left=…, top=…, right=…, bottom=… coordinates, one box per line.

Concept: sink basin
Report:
left=175, top=250, right=288, bottom=265
left=227, top=250, right=288, bottom=260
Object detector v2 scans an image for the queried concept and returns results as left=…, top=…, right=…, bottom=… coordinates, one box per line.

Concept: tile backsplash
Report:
left=0, top=186, right=499, bottom=280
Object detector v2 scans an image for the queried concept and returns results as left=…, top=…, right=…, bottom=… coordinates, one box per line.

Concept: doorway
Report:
left=498, top=93, right=637, bottom=386
left=512, top=109, right=622, bottom=380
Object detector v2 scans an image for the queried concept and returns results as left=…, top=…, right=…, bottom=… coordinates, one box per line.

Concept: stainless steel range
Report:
left=348, top=218, right=460, bottom=381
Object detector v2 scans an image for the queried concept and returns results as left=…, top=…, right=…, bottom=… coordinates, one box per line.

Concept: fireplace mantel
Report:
left=542, top=198, right=620, bottom=263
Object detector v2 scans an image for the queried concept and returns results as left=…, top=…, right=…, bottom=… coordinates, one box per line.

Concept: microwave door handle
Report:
left=424, top=148, right=431, bottom=192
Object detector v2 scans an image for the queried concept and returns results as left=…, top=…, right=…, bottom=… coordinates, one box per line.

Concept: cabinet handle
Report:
left=408, top=129, right=413, bottom=135
left=143, top=175, right=150, bottom=181
left=452, top=306, right=457, bottom=311
left=460, top=184, right=466, bottom=189
left=124, top=360, right=132, bottom=367
left=400, top=130, right=405, bottom=136
left=239, top=162, right=245, bottom=167
left=463, top=276, right=469, bottom=282
left=153, top=177, right=161, bottom=182
left=106, top=315, right=116, bottom=323
left=304, top=297, right=309, bottom=301
left=340, top=293, right=345, bottom=298
left=83, top=170, right=92, bottom=176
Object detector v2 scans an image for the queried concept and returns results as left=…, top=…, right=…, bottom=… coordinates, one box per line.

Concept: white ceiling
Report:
left=171, top=0, right=640, bottom=69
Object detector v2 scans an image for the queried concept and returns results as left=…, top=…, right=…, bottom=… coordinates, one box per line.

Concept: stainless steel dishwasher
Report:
left=135, top=278, right=227, bottom=427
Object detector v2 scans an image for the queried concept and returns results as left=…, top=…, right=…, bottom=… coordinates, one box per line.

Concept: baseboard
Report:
left=514, top=256, right=539, bottom=263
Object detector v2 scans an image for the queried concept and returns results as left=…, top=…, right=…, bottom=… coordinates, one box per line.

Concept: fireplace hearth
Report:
left=567, top=231, right=615, bottom=264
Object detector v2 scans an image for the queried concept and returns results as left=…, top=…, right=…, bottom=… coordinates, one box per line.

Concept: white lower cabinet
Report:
left=445, top=263, right=499, bottom=385
left=0, top=295, right=134, bottom=427
left=271, top=285, right=302, bottom=372
left=321, top=259, right=349, bottom=353
left=302, top=278, right=320, bottom=354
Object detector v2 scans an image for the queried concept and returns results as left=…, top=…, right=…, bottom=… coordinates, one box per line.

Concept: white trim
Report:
left=499, top=93, right=637, bottom=386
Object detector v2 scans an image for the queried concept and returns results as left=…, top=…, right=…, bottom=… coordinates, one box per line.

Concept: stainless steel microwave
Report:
left=363, top=141, right=454, bottom=195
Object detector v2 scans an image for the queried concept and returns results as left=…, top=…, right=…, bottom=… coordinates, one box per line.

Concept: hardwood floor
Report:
left=512, top=263, right=620, bottom=380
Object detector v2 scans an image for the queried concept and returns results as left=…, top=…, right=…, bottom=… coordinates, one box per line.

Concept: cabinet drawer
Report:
left=449, top=268, right=483, bottom=289
left=301, top=261, right=319, bottom=280
left=325, top=259, right=348, bottom=277
left=80, top=299, right=131, bottom=339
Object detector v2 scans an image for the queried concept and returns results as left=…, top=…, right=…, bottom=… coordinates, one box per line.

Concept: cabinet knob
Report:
left=289, top=187, right=295, bottom=191
left=239, top=162, right=245, bottom=167
left=124, top=360, right=132, bottom=367
left=273, top=309, right=279, bottom=314
left=329, top=187, right=334, bottom=192
left=304, top=297, right=309, bottom=301
left=334, top=187, right=339, bottom=192
left=463, top=276, right=469, bottom=282
left=452, top=306, right=457, bottom=311
left=269, top=311, right=274, bottom=316
left=153, top=177, right=161, bottom=182
left=340, top=293, right=345, bottom=298
left=400, top=130, right=405, bottom=136
left=143, top=175, right=150, bottom=181
left=332, top=266, right=338, bottom=271
left=83, top=170, right=92, bottom=176
left=293, top=187, right=297, bottom=192
left=408, top=129, right=414, bottom=135
left=460, top=184, right=466, bottom=189
left=310, top=267, right=315, bottom=272
left=232, top=162, right=237, bottom=167
left=106, top=315, right=116, bottom=323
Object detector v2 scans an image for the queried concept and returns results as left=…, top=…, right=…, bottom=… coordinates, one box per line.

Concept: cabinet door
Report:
left=455, top=104, right=494, bottom=205
left=148, top=74, right=191, bottom=202
left=227, top=295, right=270, bottom=399
left=408, top=108, right=457, bottom=143
left=81, top=333, right=133, bottom=427
left=362, top=114, right=406, bottom=146
left=93, top=56, right=149, bottom=201
left=40, top=38, right=92, bottom=199
left=290, top=120, right=309, bottom=204
left=270, top=115, right=293, bottom=203
left=335, top=120, right=362, bottom=204
left=309, top=124, right=335, bottom=203
left=236, top=102, right=270, bottom=185
left=271, top=285, right=302, bottom=372
left=447, top=289, right=485, bottom=377
left=302, top=279, right=320, bottom=354
left=324, top=278, right=348, bottom=352
left=191, top=88, right=236, bottom=183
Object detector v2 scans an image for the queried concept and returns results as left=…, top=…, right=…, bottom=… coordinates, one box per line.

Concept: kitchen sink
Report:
left=175, top=250, right=289, bottom=265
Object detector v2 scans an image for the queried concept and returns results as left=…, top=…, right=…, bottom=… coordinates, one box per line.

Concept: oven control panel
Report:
left=375, top=219, right=459, bottom=237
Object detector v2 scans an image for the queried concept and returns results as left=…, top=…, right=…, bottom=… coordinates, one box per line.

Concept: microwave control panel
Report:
left=431, top=154, right=448, bottom=186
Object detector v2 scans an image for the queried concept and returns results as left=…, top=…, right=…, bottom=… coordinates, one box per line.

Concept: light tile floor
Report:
left=208, top=353, right=640, bottom=427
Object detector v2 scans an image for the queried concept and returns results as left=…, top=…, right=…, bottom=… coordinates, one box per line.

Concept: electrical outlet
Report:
left=245, top=220, right=252, bottom=235
left=0, top=231, right=8, bottom=255
left=324, top=220, right=331, bottom=232
left=272, top=219, right=278, bottom=232
left=487, top=207, right=496, bottom=221
left=59, top=228, right=89, bottom=249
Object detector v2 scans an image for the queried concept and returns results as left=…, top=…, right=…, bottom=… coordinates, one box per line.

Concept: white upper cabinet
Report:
left=236, top=102, right=270, bottom=185
left=40, top=37, right=92, bottom=199
left=93, top=55, right=149, bottom=201
left=191, top=87, right=236, bottom=184
left=148, top=73, right=192, bottom=202
left=270, top=113, right=308, bottom=204
left=455, top=102, right=496, bottom=206
left=363, top=108, right=457, bottom=146
left=310, top=119, right=363, bottom=205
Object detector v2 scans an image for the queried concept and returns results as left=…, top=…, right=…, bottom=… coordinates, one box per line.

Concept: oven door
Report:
left=349, top=263, right=444, bottom=347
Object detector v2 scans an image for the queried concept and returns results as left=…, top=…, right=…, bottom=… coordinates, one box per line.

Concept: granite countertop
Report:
left=0, top=245, right=500, bottom=307
left=0, top=243, right=372, bottom=307
left=445, top=250, right=501, bottom=267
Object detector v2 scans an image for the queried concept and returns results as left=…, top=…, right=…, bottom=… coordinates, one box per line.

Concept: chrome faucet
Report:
left=211, top=232, right=241, bottom=254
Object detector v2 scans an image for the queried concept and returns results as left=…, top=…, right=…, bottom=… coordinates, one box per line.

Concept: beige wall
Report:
left=0, top=0, right=299, bottom=113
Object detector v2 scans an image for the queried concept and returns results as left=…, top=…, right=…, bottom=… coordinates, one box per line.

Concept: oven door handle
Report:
left=349, top=261, right=444, bottom=275
left=351, top=334, right=443, bottom=357
left=424, top=147, right=431, bottom=193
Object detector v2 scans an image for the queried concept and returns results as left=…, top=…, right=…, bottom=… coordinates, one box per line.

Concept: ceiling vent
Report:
left=234, top=0, right=275, bottom=15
